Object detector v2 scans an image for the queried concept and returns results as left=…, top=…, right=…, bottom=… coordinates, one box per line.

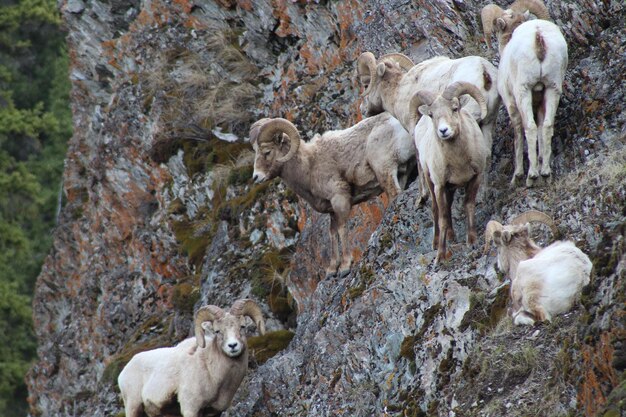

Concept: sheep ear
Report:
left=502, top=230, right=512, bottom=244
left=376, top=62, right=386, bottom=78
left=201, top=321, right=213, bottom=332
left=518, top=224, right=531, bottom=237
left=450, top=97, right=460, bottom=111
left=496, top=17, right=507, bottom=31
left=492, top=230, right=502, bottom=245
left=523, top=10, right=530, bottom=19
left=418, top=104, right=430, bottom=116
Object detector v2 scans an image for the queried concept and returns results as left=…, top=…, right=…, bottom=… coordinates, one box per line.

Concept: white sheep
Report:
left=250, top=113, right=415, bottom=278
left=482, top=0, right=568, bottom=187
left=356, top=52, right=499, bottom=206
left=356, top=52, right=500, bottom=154
left=484, top=211, right=592, bottom=325
left=117, top=299, right=266, bottom=417
left=412, top=81, right=490, bottom=264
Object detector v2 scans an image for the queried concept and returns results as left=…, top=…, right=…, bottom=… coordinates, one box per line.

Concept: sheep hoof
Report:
left=325, top=269, right=337, bottom=279
left=526, top=175, right=539, bottom=188
left=541, top=173, right=552, bottom=184
left=510, top=174, right=524, bottom=187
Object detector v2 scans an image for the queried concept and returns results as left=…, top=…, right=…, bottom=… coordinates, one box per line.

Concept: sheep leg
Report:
left=124, top=401, right=144, bottom=417
left=331, top=194, right=353, bottom=277
left=426, top=175, right=439, bottom=250
left=479, top=120, right=494, bottom=199
left=326, top=215, right=340, bottom=278
left=375, top=167, right=401, bottom=201
left=416, top=151, right=429, bottom=206
left=506, top=103, right=525, bottom=186
left=463, top=175, right=482, bottom=247
left=434, top=184, right=451, bottom=264
left=539, top=88, right=561, bottom=180
left=516, top=89, right=540, bottom=187
left=445, top=186, right=456, bottom=243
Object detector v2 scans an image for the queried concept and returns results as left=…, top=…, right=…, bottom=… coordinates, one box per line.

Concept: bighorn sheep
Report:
left=356, top=52, right=499, bottom=153
left=482, top=0, right=567, bottom=187
left=484, top=211, right=592, bottom=325
left=412, top=81, right=490, bottom=263
left=250, top=114, right=415, bottom=277
left=118, top=299, right=266, bottom=417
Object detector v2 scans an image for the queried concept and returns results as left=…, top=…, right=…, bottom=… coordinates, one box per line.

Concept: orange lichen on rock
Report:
left=238, top=0, right=253, bottom=12
left=335, top=0, right=361, bottom=51
left=578, top=331, right=619, bottom=416
left=272, top=0, right=296, bottom=38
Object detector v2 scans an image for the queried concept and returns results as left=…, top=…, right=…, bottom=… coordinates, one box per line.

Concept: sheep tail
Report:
left=535, top=31, right=547, bottom=62
left=482, top=65, right=493, bottom=92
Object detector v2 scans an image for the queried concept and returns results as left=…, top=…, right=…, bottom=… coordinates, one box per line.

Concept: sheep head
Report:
left=411, top=81, right=486, bottom=141
left=356, top=52, right=405, bottom=117
left=194, top=300, right=265, bottom=358
left=250, top=118, right=301, bottom=183
left=481, top=0, right=550, bottom=50
left=484, top=210, right=557, bottom=274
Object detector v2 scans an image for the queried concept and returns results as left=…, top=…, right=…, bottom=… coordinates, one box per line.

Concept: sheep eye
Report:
left=428, top=112, right=433, bottom=117
left=263, top=150, right=271, bottom=157
left=240, top=325, right=246, bottom=329
left=214, top=330, right=220, bottom=334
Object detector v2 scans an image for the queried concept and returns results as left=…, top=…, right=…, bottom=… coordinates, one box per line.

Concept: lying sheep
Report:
left=250, top=114, right=415, bottom=277
left=482, top=0, right=567, bottom=187
left=412, top=81, right=490, bottom=263
left=484, top=211, right=592, bottom=325
left=118, top=299, right=266, bottom=417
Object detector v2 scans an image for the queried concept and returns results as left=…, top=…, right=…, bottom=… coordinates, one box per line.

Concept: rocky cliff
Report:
left=27, top=0, right=624, bottom=416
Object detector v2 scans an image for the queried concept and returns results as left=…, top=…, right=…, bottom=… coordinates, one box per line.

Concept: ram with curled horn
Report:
left=411, top=81, right=490, bottom=264
left=355, top=50, right=500, bottom=207
left=118, top=299, right=266, bottom=416
left=484, top=210, right=592, bottom=325
left=355, top=50, right=499, bottom=153
left=249, top=114, right=416, bottom=278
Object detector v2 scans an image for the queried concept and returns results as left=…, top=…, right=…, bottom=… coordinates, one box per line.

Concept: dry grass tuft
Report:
left=143, top=28, right=260, bottom=165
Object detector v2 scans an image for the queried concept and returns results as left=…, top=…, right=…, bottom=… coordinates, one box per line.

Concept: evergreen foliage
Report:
left=0, top=0, right=71, bottom=415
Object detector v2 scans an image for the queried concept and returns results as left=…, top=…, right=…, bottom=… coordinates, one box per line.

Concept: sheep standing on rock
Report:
left=484, top=211, right=592, bottom=325
left=250, top=114, right=415, bottom=278
left=482, top=0, right=568, bottom=187
left=118, top=299, right=265, bottom=417
left=356, top=51, right=499, bottom=204
left=412, top=81, right=490, bottom=264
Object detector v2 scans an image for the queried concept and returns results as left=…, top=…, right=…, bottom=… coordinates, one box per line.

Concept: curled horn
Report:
left=379, top=53, right=414, bottom=71
left=249, top=118, right=271, bottom=145
left=408, top=90, right=437, bottom=128
left=357, top=52, right=378, bottom=95
left=257, top=118, right=301, bottom=163
left=483, top=220, right=504, bottom=254
left=510, top=210, right=557, bottom=235
left=481, top=4, right=506, bottom=48
left=509, top=0, right=550, bottom=20
left=230, top=299, right=266, bottom=335
left=443, top=81, right=488, bottom=120
left=194, top=305, right=224, bottom=348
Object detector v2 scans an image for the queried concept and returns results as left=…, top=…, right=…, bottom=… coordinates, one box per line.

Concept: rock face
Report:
left=27, top=0, right=625, bottom=416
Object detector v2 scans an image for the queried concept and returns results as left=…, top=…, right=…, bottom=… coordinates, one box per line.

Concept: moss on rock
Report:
left=248, top=330, right=295, bottom=365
